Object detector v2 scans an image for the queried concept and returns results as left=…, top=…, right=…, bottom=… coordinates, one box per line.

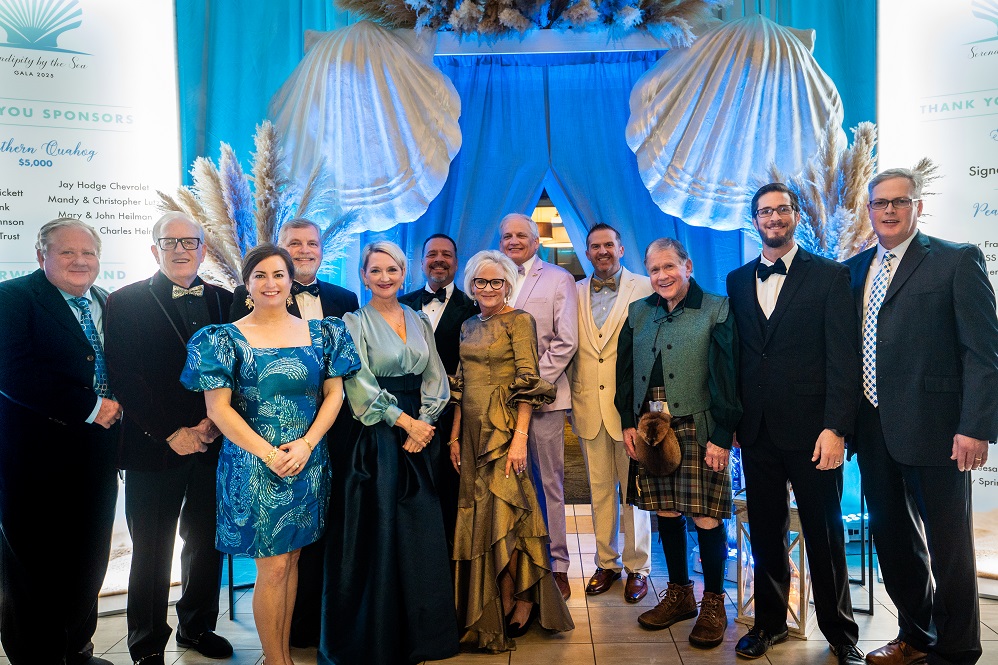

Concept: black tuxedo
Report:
left=398, top=284, right=478, bottom=548
left=229, top=280, right=359, bottom=321
left=0, top=269, right=119, bottom=665
left=105, top=272, right=232, bottom=660
left=845, top=232, right=998, bottom=664
left=230, top=277, right=359, bottom=648
left=727, top=248, right=860, bottom=644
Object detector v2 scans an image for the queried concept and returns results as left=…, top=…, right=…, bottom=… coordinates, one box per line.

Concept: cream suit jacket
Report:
left=569, top=267, right=654, bottom=441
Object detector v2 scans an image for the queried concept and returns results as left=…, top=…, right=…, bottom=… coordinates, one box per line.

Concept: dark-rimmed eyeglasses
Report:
left=755, top=205, right=795, bottom=219
left=472, top=278, right=506, bottom=290
left=156, top=237, right=202, bottom=251
left=868, top=197, right=918, bottom=210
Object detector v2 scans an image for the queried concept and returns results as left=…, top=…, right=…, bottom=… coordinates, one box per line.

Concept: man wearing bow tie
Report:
left=229, top=217, right=358, bottom=647
left=569, top=224, right=654, bottom=603
left=0, top=219, right=122, bottom=665
left=105, top=212, right=234, bottom=665
left=398, top=234, right=478, bottom=543
left=726, top=184, right=864, bottom=664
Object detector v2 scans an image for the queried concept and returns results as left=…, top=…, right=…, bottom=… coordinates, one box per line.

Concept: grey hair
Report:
left=36, top=218, right=102, bottom=256
left=278, top=218, right=322, bottom=245
left=152, top=212, right=204, bottom=241
left=361, top=240, right=407, bottom=274
left=644, top=237, right=689, bottom=266
left=869, top=168, right=924, bottom=198
left=499, top=212, right=539, bottom=242
left=464, top=250, right=518, bottom=301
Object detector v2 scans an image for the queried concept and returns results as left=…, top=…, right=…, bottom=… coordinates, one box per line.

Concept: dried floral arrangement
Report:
left=334, top=0, right=727, bottom=44
left=759, top=122, right=939, bottom=261
left=157, top=121, right=355, bottom=289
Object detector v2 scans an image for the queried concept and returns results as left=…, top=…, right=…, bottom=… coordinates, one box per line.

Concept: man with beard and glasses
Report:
left=726, top=183, right=864, bottom=664
left=399, top=233, right=478, bottom=544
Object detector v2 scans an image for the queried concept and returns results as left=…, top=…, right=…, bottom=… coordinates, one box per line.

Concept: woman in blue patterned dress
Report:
left=319, top=241, right=459, bottom=665
left=181, top=244, right=360, bottom=665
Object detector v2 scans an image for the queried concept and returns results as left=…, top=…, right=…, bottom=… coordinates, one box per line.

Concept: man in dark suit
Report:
left=398, top=233, right=478, bottom=543
left=845, top=169, right=998, bottom=665
left=0, top=219, right=123, bottom=665
left=230, top=217, right=358, bottom=648
left=727, top=184, right=863, bottom=665
left=105, top=213, right=234, bottom=665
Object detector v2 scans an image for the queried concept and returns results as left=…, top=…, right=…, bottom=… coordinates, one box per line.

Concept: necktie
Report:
left=421, top=289, right=446, bottom=305
left=291, top=281, right=320, bottom=297
left=591, top=276, right=617, bottom=292
left=172, top=284, right=204, bottom=299
left=862, top=252, right=895, bottom=406
left=517, top=264, right=526, bottom=276
left=71, top=297, right=111, bottom=398
left=756, top=258, right=788, bottom=282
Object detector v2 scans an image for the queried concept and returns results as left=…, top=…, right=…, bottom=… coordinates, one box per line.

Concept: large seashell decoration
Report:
left=626, top=15, right=845, bottom=231
left=270, top=20, right=462, bottom=232
left=0, top=0, right=81, bottom=50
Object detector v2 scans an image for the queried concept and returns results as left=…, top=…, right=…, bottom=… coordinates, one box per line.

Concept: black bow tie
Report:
left=291, top=281, right=320, bottom=297
left=421, top=288, right=446, bottom=305
left=756, top=258, right=788, bottom=282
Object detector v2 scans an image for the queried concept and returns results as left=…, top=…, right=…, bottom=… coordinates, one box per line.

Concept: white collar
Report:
left=760, top=241, right=799, bottom=268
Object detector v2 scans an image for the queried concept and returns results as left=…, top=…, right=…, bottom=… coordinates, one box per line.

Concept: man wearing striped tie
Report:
left=846, top=168, right=998, bottom=665
left=0, top=219, right=123, bottom=665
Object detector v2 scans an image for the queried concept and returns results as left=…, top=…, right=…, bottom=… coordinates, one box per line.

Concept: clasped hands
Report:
left=168, top=418, right=222, bottom=455
left=402, top=414, right=434, bottom=454
left=267, top=437, right=313, bottom=478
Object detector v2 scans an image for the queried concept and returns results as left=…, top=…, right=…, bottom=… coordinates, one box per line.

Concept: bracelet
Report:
left=448, top=438, right=459, bottom=445
left=514, top=429, right=528, bottom=437
left=262, top=448, right=278, bottom=468
left=303, top=436, right=315, bottom=452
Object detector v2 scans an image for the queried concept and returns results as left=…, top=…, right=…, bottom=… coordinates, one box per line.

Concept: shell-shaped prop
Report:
left=270, top=20, right=462, bottom=233
left=0, top=0, right=82, bottom=49
left=626, top=15, right=845, bottom=231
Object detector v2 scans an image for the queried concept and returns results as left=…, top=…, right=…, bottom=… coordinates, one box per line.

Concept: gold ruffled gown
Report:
left=451, top=310, right=575, bottom=652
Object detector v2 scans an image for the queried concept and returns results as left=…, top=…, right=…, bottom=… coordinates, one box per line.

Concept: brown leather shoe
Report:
left=637, top=581, right=697, bottom=630
left=554, top=572, right=571, bottom=600
left=586, top=568, right=621, bottom=595
left=688, top=591, right=727, bottom=648
left=624, top=572, right=648, bottom=603
left=865, top=638, right=928, bottom=665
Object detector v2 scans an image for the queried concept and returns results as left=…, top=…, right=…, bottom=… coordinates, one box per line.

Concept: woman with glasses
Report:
left=319, top=240, right=459, bottom=665
left=448, top=250, right=574, bottom=652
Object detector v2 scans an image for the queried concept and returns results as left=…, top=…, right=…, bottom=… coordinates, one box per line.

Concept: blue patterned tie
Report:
left=72, top=296, right=111, bottom=398
left=862, top=252, right=895, bottom=406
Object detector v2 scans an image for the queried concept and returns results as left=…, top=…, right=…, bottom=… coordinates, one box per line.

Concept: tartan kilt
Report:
left=625, top=414, right=732, bottom=519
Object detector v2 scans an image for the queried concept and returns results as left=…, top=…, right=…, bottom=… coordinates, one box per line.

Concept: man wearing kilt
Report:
left=615, top=237, right=741, bottom=649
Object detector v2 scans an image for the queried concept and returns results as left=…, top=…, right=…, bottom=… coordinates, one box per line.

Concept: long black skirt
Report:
left=318, top=374, right=459, bottom=665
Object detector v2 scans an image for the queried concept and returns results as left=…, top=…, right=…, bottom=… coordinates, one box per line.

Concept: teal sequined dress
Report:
left=181, top=318, right=360, bottom=558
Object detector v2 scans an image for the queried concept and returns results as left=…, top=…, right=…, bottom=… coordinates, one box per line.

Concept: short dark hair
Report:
left=585, top=223, right=621, bottom=246
left=751, top=183, right=800, bottom=217
left=422, top=233, right=457, bottom=255
left=241, top=243, right=295, bottom=284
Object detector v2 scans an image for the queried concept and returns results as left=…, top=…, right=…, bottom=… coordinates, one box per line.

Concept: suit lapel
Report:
left=437, top=288, right=465, bottom=332
left=763, top=250, right=812, bottom=346
left=147, top=277, right=189, bottom=347
left=515, top=259, right=543, bottom=307
left=735, top=261, right=765, bottom=342
left=884, top=232, right=929, bottom=304
left=850, top=247, right=876, bottom=320
left=599, top=269, right=638, bottom=349
left=578, top=276, right=599, bottom=350
left=31, top=271, right=92, bottom=346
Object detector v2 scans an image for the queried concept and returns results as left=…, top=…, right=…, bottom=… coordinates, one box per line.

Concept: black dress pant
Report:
left=740, top=420, right=858, bottom=645
left=124, top=460, right=221, bottom=660
left=856, top=400, right=981, bottom=665
left=0, top=439, right=117, bottom=665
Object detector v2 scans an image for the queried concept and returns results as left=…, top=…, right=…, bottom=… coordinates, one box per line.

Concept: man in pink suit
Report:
left=499, top=212, right=579, bottom=600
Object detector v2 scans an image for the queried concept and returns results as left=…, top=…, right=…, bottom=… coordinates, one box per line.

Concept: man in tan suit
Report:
left=570, top=223, right=654, bottom=603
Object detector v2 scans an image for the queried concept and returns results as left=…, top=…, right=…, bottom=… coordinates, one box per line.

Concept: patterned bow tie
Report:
left=421, top=288, right=446, bottom=305
left=291, top=281, right=320, bottom=297
left=756, top=258, right=788, bottom=282
left=591, top=276, right=617, bottom=292
left=172, top=284, right=204, bottom=299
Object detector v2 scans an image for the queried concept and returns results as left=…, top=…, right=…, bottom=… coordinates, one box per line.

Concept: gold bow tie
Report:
left=172, top=284, right=204, bottom=299
left=591, top=276, right=617, bottom=292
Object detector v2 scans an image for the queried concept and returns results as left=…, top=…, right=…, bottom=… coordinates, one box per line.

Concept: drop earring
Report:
left=244, top=295, right=254, bottom=310
left=286, top=295, right=294, bottom=307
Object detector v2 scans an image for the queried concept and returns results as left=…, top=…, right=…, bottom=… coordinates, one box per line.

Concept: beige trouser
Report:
left=579, top=424, right=652, bottom=575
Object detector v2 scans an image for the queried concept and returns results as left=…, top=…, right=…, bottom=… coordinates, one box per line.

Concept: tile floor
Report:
left=4, top=503, right=997, bottom=665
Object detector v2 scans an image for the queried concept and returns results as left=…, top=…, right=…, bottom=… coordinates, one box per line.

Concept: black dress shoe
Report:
left=134, top=654, right=166, bottom=665
left=176, top=630, right=234, bottom=659
left=830, top=643, right=865, bottom=665
left=506, top=603, right=539, bottom=638
left=734, top=626, right=789, bottom=659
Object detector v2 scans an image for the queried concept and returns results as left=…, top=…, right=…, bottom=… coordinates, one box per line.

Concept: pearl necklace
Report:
left=479, top=307, right=507, bottom=322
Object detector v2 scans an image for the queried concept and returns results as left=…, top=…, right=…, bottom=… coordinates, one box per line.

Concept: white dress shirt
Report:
left=509, top=254, right=537, bottom=306
left=861, top=233, right=917, bottom=321
left=421, top=281, right=454, bottom=331
left=295, top=280, right=324, bottom=321
left=756, top=242, right=799, bottom=318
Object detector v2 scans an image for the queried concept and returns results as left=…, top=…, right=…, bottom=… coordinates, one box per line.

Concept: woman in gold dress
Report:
left=448, top=250, right=574, bottom=652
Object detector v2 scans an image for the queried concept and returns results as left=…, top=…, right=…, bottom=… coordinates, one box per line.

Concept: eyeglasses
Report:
left=157, top=237, right=202, bottom=250
left=755, top=205, right=795, bottom=219
left=868, top=197, right=918, bottom=210
left=472, top=278, right=506, bottom=290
